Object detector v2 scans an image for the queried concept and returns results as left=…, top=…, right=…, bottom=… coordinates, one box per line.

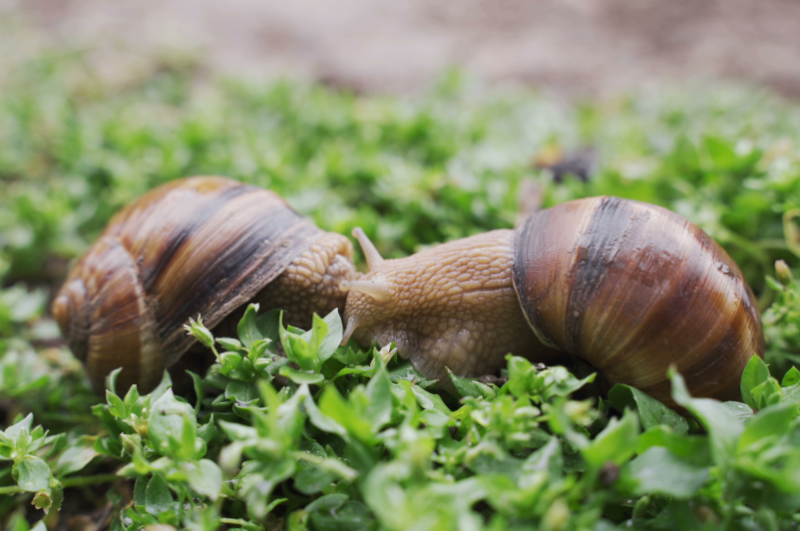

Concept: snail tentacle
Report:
left=352, top=227, right=384, bottom=270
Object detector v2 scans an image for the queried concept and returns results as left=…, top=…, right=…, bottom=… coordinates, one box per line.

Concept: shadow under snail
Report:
left=52, top=176, right=764, bottom=405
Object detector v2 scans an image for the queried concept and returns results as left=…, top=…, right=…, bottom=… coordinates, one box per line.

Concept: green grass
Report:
left=3, top=44, right=800, bottom=530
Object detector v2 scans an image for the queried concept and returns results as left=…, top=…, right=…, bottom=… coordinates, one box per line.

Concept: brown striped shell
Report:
left=52, top=176, right=349, bottom=393
left=513, top=196, right=764, bottom=404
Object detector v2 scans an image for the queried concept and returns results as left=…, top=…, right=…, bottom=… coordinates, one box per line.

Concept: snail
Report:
left=52, top=177, right=356, bottom=393
left=341, top=196, right=764, bottom=404
left=53, top=177, right=764, bottom=405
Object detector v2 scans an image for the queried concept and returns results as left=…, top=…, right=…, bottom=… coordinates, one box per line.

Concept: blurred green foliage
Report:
left=3, top=43, right=800, bottom=530
left=3, top=51, right=799, bottom=288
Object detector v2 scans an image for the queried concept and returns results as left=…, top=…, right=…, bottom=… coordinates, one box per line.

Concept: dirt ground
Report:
left=3, top=0, right=800, bottom=98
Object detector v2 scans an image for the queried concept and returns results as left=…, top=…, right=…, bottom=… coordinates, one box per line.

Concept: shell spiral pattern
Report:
left=513, top=196, right=764, bottom=404
left=53, top=177, right=326, bottom=392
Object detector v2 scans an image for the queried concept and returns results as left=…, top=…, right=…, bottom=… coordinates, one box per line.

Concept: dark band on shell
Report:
left=513, top=196, right=764, bottom=403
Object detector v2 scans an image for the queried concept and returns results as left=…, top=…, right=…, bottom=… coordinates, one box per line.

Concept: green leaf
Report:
left=306, top=493, right=349, bottom=513
left=364, top=365, right=393, bottom=431
left=671, top=370, right=743, bottom=467
left=247, top=339, right=272, bottom=362
left=280, top=312, right=317, bottom=371
left=784, top=382, right=800, bottom=404
left=147, top=372, right=174, bottom=404
left=737, top=403, right=800, bottom=452
left=636, top=426, right=710, bottom=465
left=256, top=309, right=283, bottom=347
left=183, top=504, right=222, bottom=531
left=145, top=474, right=174, bottom=517
left=123, top=385, right=140, bottom=408
left=148, top=389, right=197, bottom=458
left=520, top=437, right=563, bottom=482
left=238, top=461, right=295, bottom=520
left=134, top=476, right=147, bottom=507
left=218, top=441, right=245, bottom=475
left=106, top=390, right=127, bottom=418
left=447, top=368, right=497, bottom=399
left=409, top=384, right=451, bottom=415
left=317, top=308, right=344, bottom=363
left=304, top=395, right=348, bottom=439
left=387, top=361, right=436, bottom=389
left=506, top=356, right=535, bottom=398
left=278, top=366, right=326, bottom=384
left=294, top=462, right=337, bottom=495
left=4, top=413, right=33, bottom=440
left=541, top=366, right=596, bottom=398
left=15, top=456, right=51, bottom=492
left=608, top=384, right=688, bottom=433
left=704, top=135, right=738, bottom=170
left=619, top=447, right=709, bottom=498
left=55, top=436, right=99, bottom=476
left=217, top=420, right=258, bottom=441
left=309, top=500, right=376, bottom=531
left=106, top=367, right=122, bottom=395
left=750, top=376, right=784, bottom=410
left=216, top=337, right=243, bottom=352
left=741, top=355, right=770, bottom=408
left=237, top=303, right=262, bottom=349
left=306, top=312, right=330, bottom=356
left=179, top=413, right=200, bottom=460
left=5, top=285, right=46, bottom=322
left=319, top=387, right=374, bottom=444
left=782, top=366, right=800, bottom=387
left=187, top=459, right=223, bottom=501
left=721, top=401, right=754, bottom=422
left=582, top=409, right=640, bottom=469
left=219, top=352, right=244, bottom=378
left=225, top=380, right=260, bottom=403
left=187, top=370, right=204, bottom=414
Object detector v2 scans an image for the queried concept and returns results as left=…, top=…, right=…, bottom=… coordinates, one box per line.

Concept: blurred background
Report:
left=5, top=0, right=800, bottom=98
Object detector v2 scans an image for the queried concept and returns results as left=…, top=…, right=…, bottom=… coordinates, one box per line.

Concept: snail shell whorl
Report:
left=53, top=237, right=163, bottom=391
left=513, top=196, right=764, bottom=404
left=53, top=176, right=329, bottom=393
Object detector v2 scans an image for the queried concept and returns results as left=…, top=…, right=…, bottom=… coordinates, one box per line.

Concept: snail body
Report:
left=342, top=196, right=764, bottom=405
left=339, top=229, right=565, bottom=380
left=53, top=177, right=355, bottom=393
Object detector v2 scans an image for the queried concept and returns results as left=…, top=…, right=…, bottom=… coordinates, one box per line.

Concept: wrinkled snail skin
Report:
left=52, top=176, right=356, bottom=393
left=340, top=229, right=566, bottom=383
left=343, top=196, right=764, bottom=406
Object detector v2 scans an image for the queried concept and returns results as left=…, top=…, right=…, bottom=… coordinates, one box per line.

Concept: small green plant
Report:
left=5, top=301, right=800, bottom=530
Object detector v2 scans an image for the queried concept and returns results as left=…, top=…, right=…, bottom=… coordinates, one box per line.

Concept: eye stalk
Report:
left=351, top=227, right=384, bottom=270
left=339, top=228, right=391, bottom=302
left=339, top=227, right=393, bottom=345
left=339, top=279, right=390, bottom=302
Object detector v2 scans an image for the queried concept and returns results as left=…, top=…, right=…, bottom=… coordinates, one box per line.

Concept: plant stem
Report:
left=61, top=473, right=121, bottom=488
left=220, top=518, right=257, bottom=526
left=0, top=473, right=121, bottom=495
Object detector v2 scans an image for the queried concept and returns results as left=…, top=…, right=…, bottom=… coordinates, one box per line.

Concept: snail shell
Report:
left=53, top=176, right=355, bottom=393
left=513, top=196, right=764, bottom=402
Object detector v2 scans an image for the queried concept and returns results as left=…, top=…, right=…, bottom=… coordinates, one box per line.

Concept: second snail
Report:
left=53, top=176, right=764, bottom=406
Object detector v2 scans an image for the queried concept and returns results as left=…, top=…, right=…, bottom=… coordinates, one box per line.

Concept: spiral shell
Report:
left=53, top=176, right=335, bottom=392
left=513, top=196, right=764, bottom=403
